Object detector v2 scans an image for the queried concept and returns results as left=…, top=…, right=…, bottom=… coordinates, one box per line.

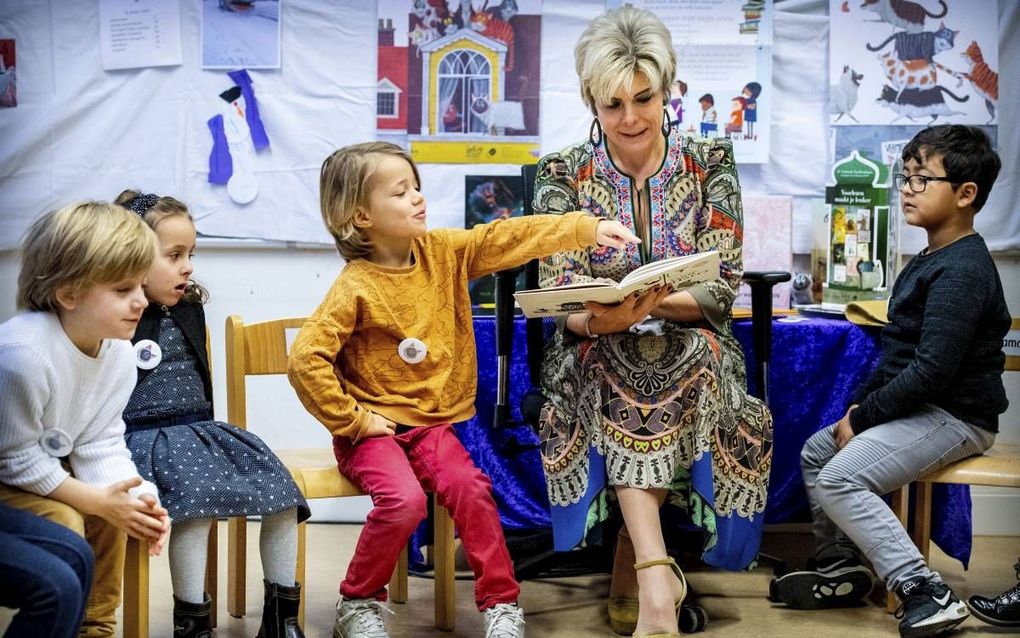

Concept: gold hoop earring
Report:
left=589, top=117, right=603, bottom=146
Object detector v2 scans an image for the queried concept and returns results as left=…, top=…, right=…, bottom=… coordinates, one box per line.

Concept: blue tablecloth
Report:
left=450, top=315, right=974, bottom=568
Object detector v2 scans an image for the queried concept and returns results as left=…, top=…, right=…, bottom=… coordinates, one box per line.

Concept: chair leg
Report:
left=433, top=500, right=455, bottom=631
left=122, top=536, right=149, bottom=638
left=296, top=520, right=306, bottom=628
left=886, top=485, right=910, bottom=613
left=207, top=519, right=218, bottom=628
left=911, top=481, right=933, bottom=563
left=389, top=545, right=408, bottom=604
left=227, top=516, right=247, bottom=618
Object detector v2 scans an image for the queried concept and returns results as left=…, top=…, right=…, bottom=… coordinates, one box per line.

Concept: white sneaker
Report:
left=332, top=596, right=393, bottom=638
left=483, top=603, right=525, bottom=638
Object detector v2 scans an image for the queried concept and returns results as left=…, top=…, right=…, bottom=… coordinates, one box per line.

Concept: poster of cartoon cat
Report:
left=377, top=0, right=542, bottom=164
left=829, top=0, right=998, bottom=126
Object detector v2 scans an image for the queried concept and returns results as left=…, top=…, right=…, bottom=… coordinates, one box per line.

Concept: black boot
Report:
left=256, top=579, right=305, bottom=638
left=968, top=558, right=1020, bottom=628
left=173, top=594, right=212, bottom=638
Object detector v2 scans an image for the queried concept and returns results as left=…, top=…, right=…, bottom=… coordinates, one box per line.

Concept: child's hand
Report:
left=96, top=477, right=169, bottom=542
left=137, top=492, right=172, bottom=556
left=833, top=405, right=857, bottom=449
left=362, top=412, right=397, bottom=438
left=595, top=220, right=641, bottom=249
left=149, top=514, right=171, bottom=557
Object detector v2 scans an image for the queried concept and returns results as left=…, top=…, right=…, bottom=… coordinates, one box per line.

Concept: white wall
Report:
left=1, top=246, right=1018, bottom=530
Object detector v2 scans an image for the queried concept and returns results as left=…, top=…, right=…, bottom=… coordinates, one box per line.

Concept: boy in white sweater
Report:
left=0, top=201, right=170, bottom=637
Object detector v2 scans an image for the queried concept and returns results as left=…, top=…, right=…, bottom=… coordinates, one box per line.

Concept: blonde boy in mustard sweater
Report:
left=289, top=142, right=640, bottom=638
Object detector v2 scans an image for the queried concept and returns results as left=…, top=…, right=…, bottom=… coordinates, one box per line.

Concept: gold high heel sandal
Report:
left=608, top=528, right=640, bottom=635
left=610, top=557, right=688, bottom=638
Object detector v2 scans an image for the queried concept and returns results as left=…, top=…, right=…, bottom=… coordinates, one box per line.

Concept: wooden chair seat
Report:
left=275, top=448, right=363, bottom=498
left=916, top=444, right=1020, bottom=487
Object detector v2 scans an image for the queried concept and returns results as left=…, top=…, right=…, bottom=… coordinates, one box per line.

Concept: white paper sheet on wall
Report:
left=98, top=0, right=182, bottom=71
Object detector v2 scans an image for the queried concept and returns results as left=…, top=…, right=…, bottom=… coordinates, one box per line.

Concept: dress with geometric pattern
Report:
left=533, top=127, right=773, bottom=570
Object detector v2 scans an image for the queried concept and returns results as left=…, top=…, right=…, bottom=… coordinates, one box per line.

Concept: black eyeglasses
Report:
left=893, top=173, right=955, bottom=193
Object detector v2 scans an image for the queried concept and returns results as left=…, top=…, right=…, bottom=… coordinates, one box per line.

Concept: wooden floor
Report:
left=112, top=523, right=1019, bottom=638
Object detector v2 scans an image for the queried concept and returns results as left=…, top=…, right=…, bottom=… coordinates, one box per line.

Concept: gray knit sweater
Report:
left=850, top=234, right=1010, bottom=434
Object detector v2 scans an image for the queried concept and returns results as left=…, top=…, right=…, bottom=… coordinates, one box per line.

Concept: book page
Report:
left=618, top=252, right=720, bottom=291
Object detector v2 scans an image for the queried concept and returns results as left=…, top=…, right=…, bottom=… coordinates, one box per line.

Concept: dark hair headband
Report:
left=127, top=193, right=160, bottom=216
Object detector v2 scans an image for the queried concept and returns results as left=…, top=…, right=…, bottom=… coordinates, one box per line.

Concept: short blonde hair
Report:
left=319, top=142, right=421, bottom=261
left=113, top=189, right=209, bottom=304
left=17, top=201, right=156, bottom=312
left=575, top=6, right=676, bottom=114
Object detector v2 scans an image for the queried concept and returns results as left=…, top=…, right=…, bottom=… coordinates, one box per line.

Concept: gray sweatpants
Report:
left=801, top=404, right=994, bottom=592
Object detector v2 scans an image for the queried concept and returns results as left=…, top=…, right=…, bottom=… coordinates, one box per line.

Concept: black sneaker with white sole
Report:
left=768, top=556, right=875, bottom=610
left=895, top=578, right=969, bottom=638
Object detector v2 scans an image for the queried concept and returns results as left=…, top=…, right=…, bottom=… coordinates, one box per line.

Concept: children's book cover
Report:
left=464, top=174, right=525, bottom=311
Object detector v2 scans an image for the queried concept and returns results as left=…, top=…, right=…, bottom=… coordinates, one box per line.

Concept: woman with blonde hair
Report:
left=532, top=7, right=773, bottom=638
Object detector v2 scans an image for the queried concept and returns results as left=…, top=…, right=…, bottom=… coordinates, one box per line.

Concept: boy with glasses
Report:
left=770, top=125, right=1010, bottom=638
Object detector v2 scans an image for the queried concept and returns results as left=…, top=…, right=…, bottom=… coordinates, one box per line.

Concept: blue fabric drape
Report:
left=409, top=315, right=974, bottom=570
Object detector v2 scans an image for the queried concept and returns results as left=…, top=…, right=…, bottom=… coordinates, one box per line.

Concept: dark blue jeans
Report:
left=0, top=503, right=94, bottom=638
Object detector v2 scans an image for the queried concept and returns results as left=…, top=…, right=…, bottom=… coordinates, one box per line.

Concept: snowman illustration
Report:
left=218, top=86, right=258, bottom=204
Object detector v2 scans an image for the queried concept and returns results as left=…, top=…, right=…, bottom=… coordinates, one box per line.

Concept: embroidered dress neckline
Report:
left=592, top=128, right=685, bottom=265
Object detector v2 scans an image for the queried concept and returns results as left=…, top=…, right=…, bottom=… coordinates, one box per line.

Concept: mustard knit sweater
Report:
left=288, top=212, right=599, bottom=442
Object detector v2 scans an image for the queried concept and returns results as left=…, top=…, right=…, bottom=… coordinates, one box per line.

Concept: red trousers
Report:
left=333, top=424, right=521, bottom=611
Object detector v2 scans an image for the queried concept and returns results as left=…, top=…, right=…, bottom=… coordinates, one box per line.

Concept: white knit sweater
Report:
left=0, top=312, right=157, bottom=499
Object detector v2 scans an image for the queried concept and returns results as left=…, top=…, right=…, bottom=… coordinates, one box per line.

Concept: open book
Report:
left=513, top=251, right=721, bottom=318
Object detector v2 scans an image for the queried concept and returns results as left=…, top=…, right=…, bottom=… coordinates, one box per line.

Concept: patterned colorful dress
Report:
left=533, top=127, right=773, bottom=570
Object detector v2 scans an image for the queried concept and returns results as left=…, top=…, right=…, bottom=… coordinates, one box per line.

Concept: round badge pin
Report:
left=39, top=429, right=73, bottom=457
left=398, top=337, right=427, bottom=364
left=134, top=340, right=163, bottom=370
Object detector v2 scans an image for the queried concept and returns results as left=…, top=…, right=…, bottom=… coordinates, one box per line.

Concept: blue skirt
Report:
left=126, top=421, right=310, bottom=523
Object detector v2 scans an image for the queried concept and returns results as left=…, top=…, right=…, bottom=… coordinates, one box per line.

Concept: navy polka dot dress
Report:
left=124, top=318, right=309, bottom=523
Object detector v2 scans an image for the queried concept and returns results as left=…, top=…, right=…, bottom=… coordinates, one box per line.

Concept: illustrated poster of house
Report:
left=619, top=0, right=774, bottom=163
left=377, top=0, right=542, bottom=164
left=829, top=0, right=998, bottom=126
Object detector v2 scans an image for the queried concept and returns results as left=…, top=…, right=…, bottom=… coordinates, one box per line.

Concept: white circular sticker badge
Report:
left=39, top=429, right=73, bottom=457
left=134, top=340, right=163, bottom=370
left=398, top=338, right=428, bottom=364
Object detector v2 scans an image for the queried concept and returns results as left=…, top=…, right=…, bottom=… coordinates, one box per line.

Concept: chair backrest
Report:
left=520, top=163, right=546, bottom=387
left=225, top=315, right=307, bottom=430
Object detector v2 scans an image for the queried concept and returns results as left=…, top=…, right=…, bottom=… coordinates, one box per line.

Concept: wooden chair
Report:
left=886, top=444, right=1020, bottom=611
left=224, top=315, right=457, bottom=630
left=122, top=331, right=219, bottom=638
left=887, top=323, right=1020, bottom=611
left=909, top=443, right=1020, bottom=563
